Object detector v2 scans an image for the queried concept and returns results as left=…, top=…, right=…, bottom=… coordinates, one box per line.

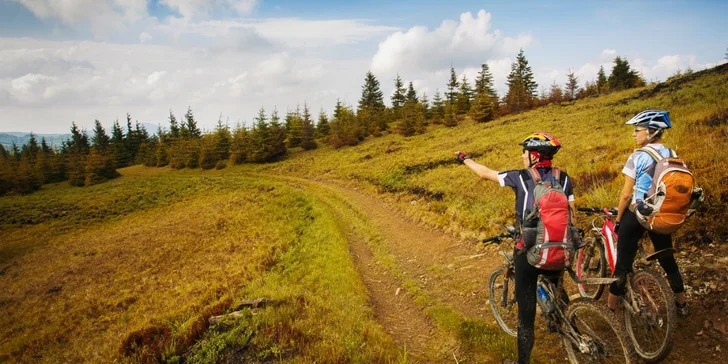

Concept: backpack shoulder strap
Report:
left=638, top=146, right=663, bottom=163
left=527, top=168, right=542, bottom=183
left=552, top=168, right=561, bottom=182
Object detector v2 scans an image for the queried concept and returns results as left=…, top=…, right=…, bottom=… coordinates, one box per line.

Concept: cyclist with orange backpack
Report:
left=607, top=110, right=689, bottom=316
left=457, top=132, right=577, bottom=364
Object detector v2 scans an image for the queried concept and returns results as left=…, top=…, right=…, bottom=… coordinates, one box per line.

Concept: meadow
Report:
left=1, top=63, right=726, bottom=363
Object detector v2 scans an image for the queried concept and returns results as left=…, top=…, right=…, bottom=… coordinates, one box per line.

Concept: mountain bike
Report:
left=576, top=207, right=677, bottom=362
left=486, top=226, right=634, bottom=363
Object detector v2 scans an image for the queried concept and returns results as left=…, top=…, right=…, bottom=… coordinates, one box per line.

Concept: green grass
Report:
left=2, top=64, right=726, bottom=363
left=0, top=169, right=396, bottom=363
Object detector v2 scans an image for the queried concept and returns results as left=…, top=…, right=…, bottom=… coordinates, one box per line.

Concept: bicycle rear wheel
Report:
left=563, top=298, right=634, bottom=364
left=624, top=269, right=676, bottom=362
left=575, top=238, right=607, bottom=300
left=488, top=267, right=518, bottom=337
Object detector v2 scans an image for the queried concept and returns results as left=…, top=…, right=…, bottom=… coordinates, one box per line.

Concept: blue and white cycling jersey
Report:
left=622, top=143, right=673, bottom=202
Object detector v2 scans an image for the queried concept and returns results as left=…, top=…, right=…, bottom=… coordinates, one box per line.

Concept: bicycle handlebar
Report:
left=577, top=206, right=618, bottom=216
left=482, top=232, right=512, bottom=244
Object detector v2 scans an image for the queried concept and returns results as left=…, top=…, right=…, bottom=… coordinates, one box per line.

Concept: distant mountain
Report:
left=0, top=133, right=70, bottom=150
left=0, top=122, right=161, bottom=151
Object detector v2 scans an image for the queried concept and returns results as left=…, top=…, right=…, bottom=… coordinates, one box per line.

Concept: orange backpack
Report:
left=634, top=146, right=696, bottom=234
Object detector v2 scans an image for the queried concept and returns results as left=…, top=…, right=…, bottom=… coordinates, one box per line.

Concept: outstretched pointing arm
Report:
left=456, top=152, right=500, bottom=183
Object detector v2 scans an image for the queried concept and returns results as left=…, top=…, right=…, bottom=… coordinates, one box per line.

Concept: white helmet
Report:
left=625, top=110, right=672, bottom=129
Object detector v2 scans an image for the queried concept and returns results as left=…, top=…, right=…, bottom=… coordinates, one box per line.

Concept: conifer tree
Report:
left=548, top=82, right=564, bottom=103
left=391, top=75, right=407, bottom=111
left=446, top=67, right=460, bottom=103
left=470, top=93, right=494, bottom=123
left=431, top=89, right=445, bottom=123
left=316, top=109, right=330, bottom=138
left=358, top=71, right=386, bottom=112
left=286, top=107, right=304, bottom=148
left=597, top=66, right=608, bottom=93
left=0, top=145, right=11, bottom=195
left=420, top=92, right=430, bottom=120
left=230, top=124, right=250, bottom=164
left=92, top=120, right=111, bottom=153
left=214, top=116, right=231, bottom=162
left=300, top=103, right=317, bottom=150
left=268, top=108, right=287, bottom=159
left=199, top=134, right=218, bottom=170
left=249, top=107, right=270, bottom=162
left=397, top=101, right=416, bottom=137
left=443, top=102, right=458, bottom=127
left=168, top=111, right=180, bottom=138
left=406, top=82, right=418, bottom=103
left=475, top=63, right=496, bottom=99
left=609, top=56, right=643, bottom=91
left=456, top=75, right=472, bottom=115
left=110, top=119, right=129, bottom=168
left=565, top=71, right=579, bottom=100
left=505, top=49, right=538, bottom=113
left=184, top=106, right=202, bottom=139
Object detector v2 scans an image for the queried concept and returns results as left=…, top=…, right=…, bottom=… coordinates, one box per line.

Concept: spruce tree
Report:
left=609, top=56, right=642, bottom=91
left=456, top=75, right=472, bottom=115
left=505, top=49, right=538, bottom=113
left=391, top=75, right=407, bottom=111
left=469, top=93, right=494, bottom=123
left=111, top=119, right=129, bottom=167
left=397, top=101, right=416, bottom=137
left=214, top=116, right=231, bottom=162
left=300, top=103, right=317, bottom=150
left=268, top=108, right=287, bottom=159
left=316, top=109, right=330, bottom=138
left=548, top=82, right=564, bottom=104
left=184, top=107, right=201, bottom=139
left=443, top=102, right=458, bottom=127
left=286, top=107, right=303, bottom=148
left=431, top=89, right=445, bottom=123
left=92, top=120, right=111, bottom=153
left=565, top=71, right=579, bottom=100
left=597, top=66, right=608, bottom=93
left=168, top=111, right=180, bottom=138
left=475, top=63, right=496, bottom=99
left=406, top=82, right=418, bottom=103
left=358, top=71, right=385, bottom=112
left=249, top=107, right=270, bottom=162
left=230, top=124, right=250, bottom=164
left=420, top=92, right=430, bottom=120
left=446, top=67, right=460, bottom=103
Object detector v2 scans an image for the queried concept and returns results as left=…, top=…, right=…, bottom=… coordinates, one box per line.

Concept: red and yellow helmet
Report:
left=519, top=132, right=561, bottom=160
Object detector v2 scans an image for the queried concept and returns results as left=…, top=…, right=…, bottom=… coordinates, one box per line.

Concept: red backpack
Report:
left=521, top=168, right=579, bottom=271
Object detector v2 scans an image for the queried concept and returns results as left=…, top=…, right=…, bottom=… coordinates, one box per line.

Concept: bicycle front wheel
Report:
left=563, top=298, right=635, bottom=364
left=624, top=269, right=676, bottom=362
left=575, top=238, right=607, bottom=300
left=488, top=267, right=518, bottom=337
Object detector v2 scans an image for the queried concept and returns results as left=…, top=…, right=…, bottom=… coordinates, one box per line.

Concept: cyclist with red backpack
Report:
left=607, top=110, right=689, bottom=316
left=457, top=132, right=577, bottom=364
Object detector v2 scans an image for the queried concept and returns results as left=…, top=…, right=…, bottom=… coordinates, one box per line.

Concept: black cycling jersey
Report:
left=498, top=167, right=575, bottom=223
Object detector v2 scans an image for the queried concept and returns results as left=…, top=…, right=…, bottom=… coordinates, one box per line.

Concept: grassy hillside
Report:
left=0, top=168, right=397, bottom=362
left=253, top=63, right=728, bottom=245
left=1, top=63, right=726, bottom=363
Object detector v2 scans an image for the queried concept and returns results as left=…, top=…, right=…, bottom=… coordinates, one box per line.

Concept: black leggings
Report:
left=514, top=250, right=564, bottom=364
left=609, top=208, right=685, bottom=296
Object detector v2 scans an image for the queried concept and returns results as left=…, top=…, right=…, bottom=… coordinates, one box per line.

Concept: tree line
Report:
left=1, top=51, right=648, bottom=196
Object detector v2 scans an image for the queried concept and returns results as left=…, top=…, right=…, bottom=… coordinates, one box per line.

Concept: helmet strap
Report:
left=647, top=128, right=662, bottom=142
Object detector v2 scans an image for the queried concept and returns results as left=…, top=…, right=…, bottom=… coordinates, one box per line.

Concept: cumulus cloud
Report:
left=0, top=37, right=366, bottom=132
left=13, top=0, right=149, bottom=34
left=161, top=0, right=259, bottom=19
left=370, top=10, right=532, bottom=77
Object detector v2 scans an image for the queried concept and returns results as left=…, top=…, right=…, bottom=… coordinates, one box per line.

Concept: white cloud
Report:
left=370, top=10, right=532, bottom=77
left=13, top=0, right=149, bottom=34
left=160, top=0, right=258, bottom=19
left=139, top=32, right=152, bottom=43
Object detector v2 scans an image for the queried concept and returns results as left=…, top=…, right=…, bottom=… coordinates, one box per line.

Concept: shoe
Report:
left=676, top=301, right=689, bottom=317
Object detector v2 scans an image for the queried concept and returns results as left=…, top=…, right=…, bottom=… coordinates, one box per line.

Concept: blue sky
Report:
left=0, top=0, right=726, bottom=133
